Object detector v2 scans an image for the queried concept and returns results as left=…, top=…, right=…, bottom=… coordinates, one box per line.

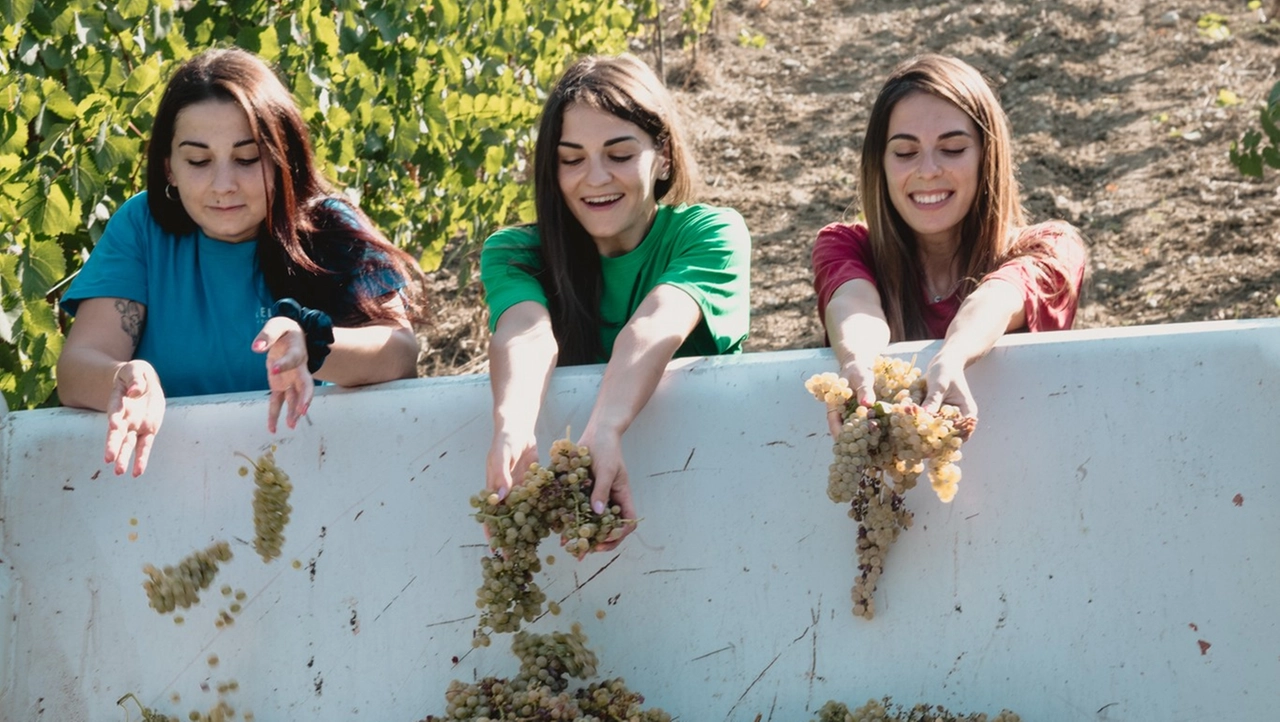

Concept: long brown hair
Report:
left=146, top=47, right=424, bottom=325
left=530, top=53, right=696, bottom=365
left=861, top=54, right=1069, bottom=341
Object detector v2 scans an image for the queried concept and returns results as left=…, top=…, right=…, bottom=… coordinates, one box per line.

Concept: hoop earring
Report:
left=165, top=183, right=179, bottom=201
left=658, top=169, right=671, bottom=181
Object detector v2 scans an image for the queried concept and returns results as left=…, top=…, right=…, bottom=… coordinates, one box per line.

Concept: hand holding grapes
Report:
left=486, top=427, right=540, bottom=502
left=921, top=351, right=977, bottom=432
left=104, top=360, right=166, bottom=477
left=575, top=428, right=636, bottom=555
left=830, top=356, right=877, bottom=438
left=252, top=317, right=315, bottom=434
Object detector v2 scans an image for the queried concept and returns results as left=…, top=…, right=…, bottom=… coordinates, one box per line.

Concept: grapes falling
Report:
left=470, top=435, right=633, bottom=645
left=141, top=541, right=233, bottom=615
left=806, top=357, right=973, bottom=619
left=238, top=448, right=292, bottom=563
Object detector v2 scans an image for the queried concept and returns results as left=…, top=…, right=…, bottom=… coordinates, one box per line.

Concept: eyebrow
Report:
left=558, top=135, right=641, bottom=149
left=177, top=139, right=258, bottom=149
left=888, top=130, right=973, bottom=143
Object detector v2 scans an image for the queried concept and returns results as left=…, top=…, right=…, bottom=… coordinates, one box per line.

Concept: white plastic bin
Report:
left=1, top=320, right=1277, bottom=721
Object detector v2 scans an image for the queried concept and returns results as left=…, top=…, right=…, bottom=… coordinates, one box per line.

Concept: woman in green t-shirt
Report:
left=480, top=54, right=751, bottom=553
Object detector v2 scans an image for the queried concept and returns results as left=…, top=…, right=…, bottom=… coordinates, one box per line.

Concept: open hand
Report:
left=104, top=360, right=166, bottom=477
left=253, top=317, right=314, bottom=433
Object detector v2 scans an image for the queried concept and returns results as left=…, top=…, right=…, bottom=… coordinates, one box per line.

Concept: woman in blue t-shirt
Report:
left=57, top=48, right=424, bottom=477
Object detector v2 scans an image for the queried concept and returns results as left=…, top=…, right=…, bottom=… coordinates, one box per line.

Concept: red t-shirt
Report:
left=811, top=221, right=1086, bottom=339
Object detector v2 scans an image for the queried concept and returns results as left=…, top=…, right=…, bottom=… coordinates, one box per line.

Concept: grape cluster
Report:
left=142, top=541, right=234, bottom=614
left=419, top=624, right=669, bottom=722
left=470, top=437, right=633, bottom=644
left=240, top=449, right=292, bottom=563
left=806, top=358, right=972, bottom=619
left=814, top=698, right=1021, bottom=722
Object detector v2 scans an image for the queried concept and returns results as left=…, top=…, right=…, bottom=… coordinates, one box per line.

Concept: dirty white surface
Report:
left=1, top=320, right=1278, bottom=722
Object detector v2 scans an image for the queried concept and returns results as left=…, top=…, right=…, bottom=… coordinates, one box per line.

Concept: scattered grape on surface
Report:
left=806, top=357, right=972, bottom=619
left=814, top=697, right=1020, bottom=722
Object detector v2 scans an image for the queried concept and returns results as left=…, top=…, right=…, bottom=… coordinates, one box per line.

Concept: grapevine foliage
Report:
left=1230, top=80, right=1280, bottom=179
left=1, top=0, right=715, bottom=410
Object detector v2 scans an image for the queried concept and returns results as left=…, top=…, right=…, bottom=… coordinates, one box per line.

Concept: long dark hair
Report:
left=860, top=54, right=1070, bottom=341
left=146, top=47, right=424, bottom=325
left=530, top=53, right=696, bottom=365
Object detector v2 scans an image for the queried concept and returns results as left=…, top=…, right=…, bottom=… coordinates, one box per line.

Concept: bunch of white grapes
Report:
left=470, top=436, right=633, bottom=646
left=238, top=449, right=292, bottom=563
left=806, top=358, right=973, bottom=619
left=142, top=541, right=234, bottom=614
left=814, top=698, right=1021, bottom=722
left=419, top=624, right=669, bottom=722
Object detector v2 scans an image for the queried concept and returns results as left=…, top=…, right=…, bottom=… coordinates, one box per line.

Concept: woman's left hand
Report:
left=252, top=317, right=314, bottom=433
left=921, top=351, right=977, bottom=425
left=576, top=428, right=637, bottom=557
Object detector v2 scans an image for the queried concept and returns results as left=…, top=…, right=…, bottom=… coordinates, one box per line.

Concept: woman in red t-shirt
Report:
left=811, top=54, right=1086, bottom=435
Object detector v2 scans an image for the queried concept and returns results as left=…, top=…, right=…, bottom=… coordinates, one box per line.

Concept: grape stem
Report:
left=233, top=451, right=262, bottom=472
left=116, top=693, right=143, bottom=722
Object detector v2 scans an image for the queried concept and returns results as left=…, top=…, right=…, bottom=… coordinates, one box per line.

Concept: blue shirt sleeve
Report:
left=63, top=194, right=153, bottom=316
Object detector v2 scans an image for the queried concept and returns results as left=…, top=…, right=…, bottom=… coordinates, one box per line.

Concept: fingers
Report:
left=853, top=383, right=875, bottom=408
left=587, top=468, right=635, bottom=554
left=921, top=388, right=946, bottom=415
left=254, top=317, right=307, bottom=374
left=115, top=429, right=139, bottom=476
left=827, top=409, right=843, bottom=439
left=285, top=379, right=313, bottom=430
left=486, top=438, right=538, bottom=499
left=266, top=390, right=284, bottom=435
left=592, top=487, right=637, bottom=553
left=132, top=429, right=156, bottom=477
left=105, top=366, right=142, bottom=471
left=486, top=451, right=515, bottom=499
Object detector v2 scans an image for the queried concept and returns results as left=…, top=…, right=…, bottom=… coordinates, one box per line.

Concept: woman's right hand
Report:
left=485, top=429, right=539, bottom=501
left=104, top=360, right=166, bottom=477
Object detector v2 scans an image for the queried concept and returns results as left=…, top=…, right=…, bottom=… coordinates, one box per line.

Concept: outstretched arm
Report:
left=485, top=301, right=559, bottom=498
left=823, top=278, right=891, bottom=435
left=57, top=297, right=166, bottom=477
left=578, top=284, right=702, bottom=552
left=920, top=279, right=1025, bottom=421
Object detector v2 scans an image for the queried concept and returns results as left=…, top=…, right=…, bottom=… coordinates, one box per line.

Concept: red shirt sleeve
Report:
left=984, top=221, right=1087, bottom=332
left=811, top=222, right=875, bottom=323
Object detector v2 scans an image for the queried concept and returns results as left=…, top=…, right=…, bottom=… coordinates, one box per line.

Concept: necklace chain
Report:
left=925, top=277, right=960, bottom=303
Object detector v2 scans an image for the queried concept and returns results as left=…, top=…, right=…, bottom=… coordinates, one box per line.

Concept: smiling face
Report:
left=557, top=103, right=669, bottom=257
left=883, top=92, right=981, bottom=248
left=165, top=99, right=274, bottom=243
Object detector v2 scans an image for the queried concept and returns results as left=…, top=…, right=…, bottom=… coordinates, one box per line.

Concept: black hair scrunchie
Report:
left=269, top=298, right=335, bottom=374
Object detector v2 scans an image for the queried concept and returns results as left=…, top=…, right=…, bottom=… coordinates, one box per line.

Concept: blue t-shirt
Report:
left=62, top=192, right=275, bottom=397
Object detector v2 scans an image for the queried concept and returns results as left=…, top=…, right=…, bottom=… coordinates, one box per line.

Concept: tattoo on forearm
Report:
left=114, top=299, right=144, bottom=348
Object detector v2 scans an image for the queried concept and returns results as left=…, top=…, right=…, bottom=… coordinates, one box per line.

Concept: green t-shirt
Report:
left=480, top=203, right=751, bottom=362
